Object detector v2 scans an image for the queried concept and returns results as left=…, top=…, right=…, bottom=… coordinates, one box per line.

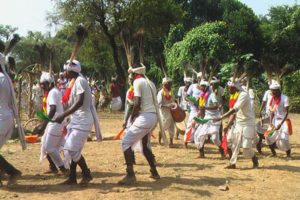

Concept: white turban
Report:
left=197, top=72, right=203, bottom=78
left=200, top=80, right=209, bottom=86
left=184, top=77, right=193, bottom=83
left=227, top=77, right=241, bottom=89
left=162, top=77, right=172, bottom=84
left=132, top=64, right=146, bottom=75
left=210, top=76, right=220, bottom=84
left=40, top=71, right=54, bottom=83
left=59, top=72, right=64, bottom=76
left=128, top=67, right=133, bottom=74
left=63, top=59, right=81, bottom=73
left=268, top=79, right=276, bottom=86
left=269, top=80, right=281, bottom=90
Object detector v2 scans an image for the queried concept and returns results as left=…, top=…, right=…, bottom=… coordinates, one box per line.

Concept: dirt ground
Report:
left=0, top=112, right=300, bottom=200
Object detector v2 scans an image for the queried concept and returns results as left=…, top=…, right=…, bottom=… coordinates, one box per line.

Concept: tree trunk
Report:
left=28, top=74, right=33, bottom=119
left=96, top=14, right=126, bottom=110
left=17, top=78, right=22, bottom=119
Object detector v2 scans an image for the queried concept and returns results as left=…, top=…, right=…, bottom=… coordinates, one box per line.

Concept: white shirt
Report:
left=47, top=87, right=64, bottom=117
left=233, top=91, right=255, bottom=126
left=262, top=90, right=272, bottom=115
left=187, top=83, right=202, bottom=112
left=69, top=76, right=93, bottom=130
left=0, top=73, right=13, bottom=119
left=46, top=87, right=64, bottom=129
left=177, top=86, right=189, bottom=110
left=213, top=86, right=224, bottom=105
left=271, top=94, right=289, bottom=119
left=133, top=77, right=157, bottom=113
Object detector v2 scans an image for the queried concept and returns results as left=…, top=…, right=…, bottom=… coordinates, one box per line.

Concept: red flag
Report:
left=25, top=135, right=39, bottom=143
left=151, top=134, right=156, bottom=139
left=114, top=128, right=125, bottom=140
left=220, top=133, right=228, bottom=156
left=184, top=128, right=192, bottom=143
left=286, top=119, right=293, bottom=135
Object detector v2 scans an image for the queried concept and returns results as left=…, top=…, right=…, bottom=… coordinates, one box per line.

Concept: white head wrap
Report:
left=40, top=71, right=54, bottom=83
left=162, top=77, right=172, bottom=84
left=111, top=76, right=117, bottom=81
left=227, top=77, right=241, bottom=90
left=59, top=72, right=64, bottom=76
left=210, top=76, right=220, bottom=84
left=200, top=80, right=209, bottom=86
left=128, top=67, right=133, bottom=74
left=184, top=77, right=193, bottom=83
left=197, top=72, right=202, bottom=78
left=268, top=79, right=276, bottom=86
left=132, top=64, right=146, bottom=75
left=269, top=80, right=281, bottom=90
left=63, top=59, right=81, bottom=73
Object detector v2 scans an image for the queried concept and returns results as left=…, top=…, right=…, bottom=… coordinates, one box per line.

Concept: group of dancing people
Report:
left=0, top=52, right=293, bottom=186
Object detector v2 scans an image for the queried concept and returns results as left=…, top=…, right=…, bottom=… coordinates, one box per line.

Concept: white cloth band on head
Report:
left=132, top=64, right=146, bottom=75
left=63, top=59, right=81, bottom=73
left=184, top=77, right=193, bottom=83
left=269, top=80, right=280, bottom=90
left=268, top=79, right=276, bottom=86
left=227, top=77, right=241, bottom=89
left=200, top=80, right=209, bottom=86
left=210, top=76, right=220, bottom=84
left=40, top=71, right=54, bottom=83
left=197, top=72, right=202, bottom=78
left=162, top=77, right=172, bottom=84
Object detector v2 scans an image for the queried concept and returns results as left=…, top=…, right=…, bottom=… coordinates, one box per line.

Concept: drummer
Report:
left=157, top=77, right=175, bottom=147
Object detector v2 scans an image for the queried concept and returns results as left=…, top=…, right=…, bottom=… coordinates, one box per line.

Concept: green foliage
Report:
left=166, top=21, right=232, bottom=82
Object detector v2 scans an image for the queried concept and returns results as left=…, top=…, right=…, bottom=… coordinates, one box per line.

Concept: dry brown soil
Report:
left=0, top=112, right=299, bottom=200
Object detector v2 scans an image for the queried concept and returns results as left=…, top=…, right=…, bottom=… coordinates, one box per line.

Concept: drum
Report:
left=256, top=117, right=270, bottom=135
left=170, top=103, right=186, bottom=123
left=175, top=121, right=186, bottom=135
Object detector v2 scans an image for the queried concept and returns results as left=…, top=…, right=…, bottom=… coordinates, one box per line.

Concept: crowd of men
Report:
left=0, top=52, right=293, bottom=186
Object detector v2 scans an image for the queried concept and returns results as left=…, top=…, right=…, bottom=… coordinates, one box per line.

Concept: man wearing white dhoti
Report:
left=55, top=60, right=102, bottom=185
left=256, top=80, right=274, bottom=154
left=119, top=63, right=159, bottom=185
left=214, top=78, right=259, bottom=169
left=175, top=77, right=192, bottom=139
left=0, top=53, right=26, bottom=186
left=211, top=76, right=226, bottom=141
left=183, top=74, right=203, bottom=148
left=265, top=80, right=292, bottom=157
left=157, top=77, right=175, bottom=147
left=33, top=72, right=68, bottom=175
left=194, top=80, right=225, bottom=158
